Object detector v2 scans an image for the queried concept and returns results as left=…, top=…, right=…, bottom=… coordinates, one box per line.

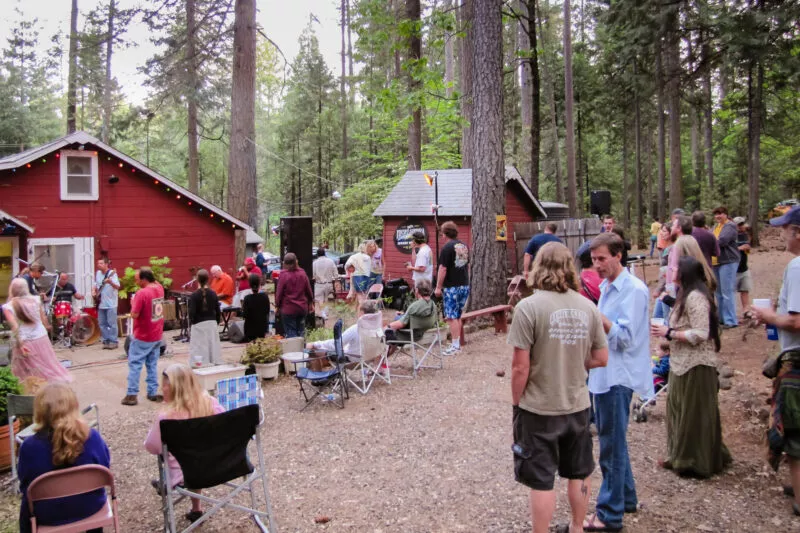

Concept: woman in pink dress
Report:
left=144, top=363, right=225, bottom=523
left=3, top=278, right=72, bottom=383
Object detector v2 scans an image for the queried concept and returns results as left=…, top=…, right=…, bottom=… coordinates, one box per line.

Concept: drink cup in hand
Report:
left=753, top=298, right=779, bottom=340
left=650, top=318, right=665, bottom=327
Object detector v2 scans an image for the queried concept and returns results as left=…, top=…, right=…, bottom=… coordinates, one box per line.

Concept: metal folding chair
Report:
left=387, top=314, right=445, bottom=378
left=9, top=394, right=100, bottom=491
left=294, top=319, right=349, bottom=410
left=346, top=315, right=390, bottom=394
left=158, top=404, right=275, bottom=533
left=366, top=283, right=385, bottom=310
left=27, top=464, right=120, bottom=532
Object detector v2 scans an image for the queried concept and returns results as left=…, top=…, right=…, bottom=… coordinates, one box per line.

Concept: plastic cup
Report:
left=650, top=318, right=665, bottom=327
left=753, top=298, right=771, bottom=309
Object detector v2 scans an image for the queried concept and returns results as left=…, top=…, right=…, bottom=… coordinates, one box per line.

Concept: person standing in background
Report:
left=649, top=217, right=662, bottom=258
left=434, top=221, right=470, bottom=356
left=275, top=253, right=314, bottom=339
left=522, top=222, right=562, bottom=278
left=734, top=217, right=753, bottom=318
left=93, top=258, right=119, bottom=350
left=407, top=232, right=433, bottom=286
left=691, top=211, right=719, bottom=269
left=370, top=238, right=384, bottom=286
left=712, top=206, right=740, bottom=329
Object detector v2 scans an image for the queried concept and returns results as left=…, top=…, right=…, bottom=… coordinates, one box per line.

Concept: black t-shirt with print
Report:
left=438, top=239, right=469, bottom=288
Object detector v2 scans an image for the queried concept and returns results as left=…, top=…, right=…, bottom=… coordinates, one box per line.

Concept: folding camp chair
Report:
left=366, top=283, right=385, bottom=310
left=387, top=314, right=445, bottom=378
left=294, top=319, right=349, bottom=410
left=215, top=374, right=263, bottom=412
left=158, top=404, right=275, bottom=533
left=9, top=394, right=100, bottom=492
left=27, top=464, right=120, bottom=532
left=346, top=313, right=390, bottom=394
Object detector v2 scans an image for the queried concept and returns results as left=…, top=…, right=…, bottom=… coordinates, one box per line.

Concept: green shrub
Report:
left=241, top=337, right=282, bottom=365
left=0, top=368, right=23, bottom=424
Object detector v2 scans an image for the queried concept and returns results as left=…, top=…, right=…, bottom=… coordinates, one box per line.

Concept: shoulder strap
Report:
left=580, top=277, right=599, bottom=305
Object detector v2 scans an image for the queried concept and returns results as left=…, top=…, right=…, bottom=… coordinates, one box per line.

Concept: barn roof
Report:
left=0, top=208, right=34, bottom=234
left=372, top=166, right=547, bottom=218
left=0, top=131, right=253, bottom=231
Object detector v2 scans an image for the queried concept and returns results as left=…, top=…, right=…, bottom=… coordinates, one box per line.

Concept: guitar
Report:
left=94, top=268, right=116, bottom=310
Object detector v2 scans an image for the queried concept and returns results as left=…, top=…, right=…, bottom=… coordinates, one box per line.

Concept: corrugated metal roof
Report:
left=0, top=131, right=253, bottom=231
left=373, top=166, right=547, bottom=218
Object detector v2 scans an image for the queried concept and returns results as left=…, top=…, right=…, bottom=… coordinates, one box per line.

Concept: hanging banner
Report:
left=394, top=220, right=427, bottom=254
left=496, top=215, right=508, bottom=241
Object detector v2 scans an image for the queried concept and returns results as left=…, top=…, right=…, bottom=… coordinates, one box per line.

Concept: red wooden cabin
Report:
left=373, top=167, right=548, bottom=280
left=0, top=131, right=254, bottom=304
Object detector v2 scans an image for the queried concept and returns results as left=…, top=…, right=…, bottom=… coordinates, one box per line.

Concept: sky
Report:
left=0, top=0, right=343, bottom=105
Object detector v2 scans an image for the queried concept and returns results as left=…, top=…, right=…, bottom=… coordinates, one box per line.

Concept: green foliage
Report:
left=118, top=256, right=173, bottom=299
left=241, top=337, right=282, bottom=365
left=304, top=327, right=334, bottom=344
left=0, top=368, right=23, bottom=424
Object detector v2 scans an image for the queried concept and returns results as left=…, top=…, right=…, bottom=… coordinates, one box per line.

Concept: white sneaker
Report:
left=443, top=344, right=461, bottom=356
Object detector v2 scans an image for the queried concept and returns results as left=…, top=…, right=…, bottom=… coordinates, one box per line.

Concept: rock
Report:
left=314, top=516, right=331, bottom=524
left=495, top=370, right=505, bottom=377
left=719, top=366, right=735, bottom=378
left=719, top=377, right=732, bottom=390
left=757, top=407, right=770, bottom=422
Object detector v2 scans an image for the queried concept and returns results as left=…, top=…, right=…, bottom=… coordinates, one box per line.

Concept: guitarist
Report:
left=92, top=257, right=120, bottom=350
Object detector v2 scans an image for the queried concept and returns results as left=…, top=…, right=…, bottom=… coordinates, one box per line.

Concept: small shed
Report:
left=373, top=167, right=547, bottom=278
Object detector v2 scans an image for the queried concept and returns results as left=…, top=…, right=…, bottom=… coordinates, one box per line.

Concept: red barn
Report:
left=0, top=131, right=253, bottom=303
left=373, top=167, right=547, bottom=280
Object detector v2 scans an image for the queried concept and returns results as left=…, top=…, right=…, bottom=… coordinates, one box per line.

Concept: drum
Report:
left=54, top=301, right=73, bottom=318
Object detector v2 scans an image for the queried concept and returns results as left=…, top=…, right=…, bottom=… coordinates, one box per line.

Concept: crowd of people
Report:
left=510, top=204, right=800, bottom=532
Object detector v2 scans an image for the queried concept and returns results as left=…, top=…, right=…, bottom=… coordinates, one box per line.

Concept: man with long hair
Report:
left=584, top=233, right=652, bottom=532
left=508, top=242, right=608, bottom=533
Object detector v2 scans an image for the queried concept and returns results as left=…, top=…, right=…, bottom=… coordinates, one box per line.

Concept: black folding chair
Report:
left=158, top=404, right=275, bottom=532
left=294, top=318, right=349, bottom=410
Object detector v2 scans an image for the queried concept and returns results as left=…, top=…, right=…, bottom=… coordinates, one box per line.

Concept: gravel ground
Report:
left=1, top=230, right=798, bottom=532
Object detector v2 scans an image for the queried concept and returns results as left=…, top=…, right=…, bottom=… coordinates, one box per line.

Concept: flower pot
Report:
left=254, top=361, right=280, bottom=380
left=0, top=419, right=21, bottom=472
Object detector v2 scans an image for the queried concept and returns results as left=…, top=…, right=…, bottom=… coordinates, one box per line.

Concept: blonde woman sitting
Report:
left=145, top=364, right=225, bottom=523
left=18, top=383, right=110, bottom=533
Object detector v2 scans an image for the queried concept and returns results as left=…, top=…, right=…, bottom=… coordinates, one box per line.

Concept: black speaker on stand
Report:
left=590, top=190, right=612, bottom=216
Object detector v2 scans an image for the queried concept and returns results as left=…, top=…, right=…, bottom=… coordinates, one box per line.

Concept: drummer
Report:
left=54, top=273, right=84, bottom=302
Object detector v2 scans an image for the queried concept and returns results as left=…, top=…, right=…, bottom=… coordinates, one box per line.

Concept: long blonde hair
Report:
left=8, top=278, right=38, bottom=324
left=34, top=383, right=90, bottom=466
left=528, top=242, right=579, bottom=293
left=162, top=364, right=215, bottom=418
left=674, top=235, right=717, bottom=292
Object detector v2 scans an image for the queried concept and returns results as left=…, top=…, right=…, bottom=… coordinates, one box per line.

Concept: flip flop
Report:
left=583, top=513, right=623, bottom=532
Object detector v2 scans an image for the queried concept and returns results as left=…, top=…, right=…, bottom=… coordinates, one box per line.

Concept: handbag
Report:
left=763, top=351, right=783, bottom=379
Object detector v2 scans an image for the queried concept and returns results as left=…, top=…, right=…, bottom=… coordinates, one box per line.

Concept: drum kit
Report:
left=35, top=268, right=100, bottom=349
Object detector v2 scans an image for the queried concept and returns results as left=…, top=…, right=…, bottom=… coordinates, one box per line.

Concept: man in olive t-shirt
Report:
left=508, top=242, right=609, bottom=533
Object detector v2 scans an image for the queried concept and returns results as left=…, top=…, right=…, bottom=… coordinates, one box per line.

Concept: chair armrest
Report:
left=81, top=403, right=101, bottom=434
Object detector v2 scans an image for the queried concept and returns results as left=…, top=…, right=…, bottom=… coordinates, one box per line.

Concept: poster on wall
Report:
left=496, top=215, right=508, bottom=241
left=394, top=220, right=427, bottom=254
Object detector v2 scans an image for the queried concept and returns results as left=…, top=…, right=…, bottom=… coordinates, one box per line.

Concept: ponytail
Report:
left=201, top=287, right=208, bottom=313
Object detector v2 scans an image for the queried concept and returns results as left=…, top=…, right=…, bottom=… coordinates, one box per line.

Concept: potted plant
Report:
left=0, top=367, right=24, bottom=470
left=241, top=337, right=282, bottom=380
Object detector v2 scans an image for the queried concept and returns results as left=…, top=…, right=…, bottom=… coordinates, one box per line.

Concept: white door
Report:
left=28, top=237, right=95, bottom=307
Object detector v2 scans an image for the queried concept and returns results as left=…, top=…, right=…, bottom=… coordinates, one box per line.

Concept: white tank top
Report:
left=6, top=298, right=47, bottom=341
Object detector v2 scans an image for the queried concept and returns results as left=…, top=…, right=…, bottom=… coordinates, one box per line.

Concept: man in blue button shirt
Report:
left=522, top=222, right=562, bottom=278
left=583, top=233, right=652, bottom=532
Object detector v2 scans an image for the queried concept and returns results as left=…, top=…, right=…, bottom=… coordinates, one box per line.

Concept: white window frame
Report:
left=59, top=150, right=99, bottom=201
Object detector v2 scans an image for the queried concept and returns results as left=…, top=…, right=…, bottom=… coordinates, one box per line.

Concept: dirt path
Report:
left=0, top=229, right=797, bottom=532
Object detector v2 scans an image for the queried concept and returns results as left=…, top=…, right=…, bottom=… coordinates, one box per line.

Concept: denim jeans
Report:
left=649, top=237, right=657, bottom=257
left=98, top=307, right=118, bottom=344
left=282, top=313, right=306, bottom=339
left=127, top=338, right=160, bottom=396
left=714, top=262, right=738, bottom=326
left=593, top=385, right=637, bottom=528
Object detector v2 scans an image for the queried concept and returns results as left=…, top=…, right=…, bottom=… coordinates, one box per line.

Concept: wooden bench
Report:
left=459, top=304, right=513, bottom=345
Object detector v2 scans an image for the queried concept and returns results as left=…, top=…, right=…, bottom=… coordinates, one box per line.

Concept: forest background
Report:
left=1, top=0, right=798, bottom=302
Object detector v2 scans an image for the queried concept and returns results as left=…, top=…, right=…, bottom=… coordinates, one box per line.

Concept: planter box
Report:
left=254, top=361, right=280, bottom=380
left=193, top=364, right=247, bottom=391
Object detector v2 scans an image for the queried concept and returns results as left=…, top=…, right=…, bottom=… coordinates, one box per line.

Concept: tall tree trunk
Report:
left=406, top=0, right=422, bottom=170
left=665, top=7, right=683, bottom=210
left=537, top=0, right=562, bottom=202
left=67, top=0, right=79, bottom=134
left=622, top=122, right=629, bottom=228
left=687, top=36, right=701, bottom=203
left=702, top=35, right=714, bottom=190
left=634, top=60, right=645, bottom=248
left=747, top=60, right=763, bottom=246
left=656, top=41, right=667, bottom=219
left=563, top=0, right=577, bottom=217
left=470, top=0, right=506, bottom=308
left=101, top=0, right=115, bottom=143
left=346, top=0, right=354, bottom=105
left=186, top=0, right=200, bottom=193
left=444, top=0, right=455, bottom=98
left=518, top=0, right=540, bottom=195
left=459, top=0, right=474, bottom=168
left=227, top=0, right=258, bottom=236
left=340, top=0, right=348, bottom=160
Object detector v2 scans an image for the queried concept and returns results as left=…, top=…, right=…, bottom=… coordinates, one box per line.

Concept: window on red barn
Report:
left=59, top=150, right=99, bottom=201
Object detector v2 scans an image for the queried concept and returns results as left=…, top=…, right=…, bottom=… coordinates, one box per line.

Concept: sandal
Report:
left=583, top=513, right=623, bottom=532
left=185, top=510, right=204, bottom=522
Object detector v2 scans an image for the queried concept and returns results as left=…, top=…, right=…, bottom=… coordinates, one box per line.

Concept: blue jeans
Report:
left=714, top=262, right=738, bottom=326
left=649, top=236, right=657, bottom=257
left=282, top=313, right=306, bottom=339
left=98, top=307, right=118, bottom=344
left=127, top=338, right=160, bottom=396
left=593, top=385, right=637, bottom=528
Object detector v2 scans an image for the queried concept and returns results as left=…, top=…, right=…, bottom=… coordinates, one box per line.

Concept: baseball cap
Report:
left=733, top=216, right=746, bottom=225
left=671, top=208, right=685, bottom=216
left=770, top=204, right=800, bottom=227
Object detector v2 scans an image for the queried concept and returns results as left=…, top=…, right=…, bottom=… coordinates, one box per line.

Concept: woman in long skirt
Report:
left=651, top=256, right=731, bottom=477
left=187, top=269, right=222, bottom=366
left=3, top=278, right=72, bottom=383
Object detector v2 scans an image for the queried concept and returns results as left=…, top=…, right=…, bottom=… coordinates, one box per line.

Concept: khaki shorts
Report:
left=314, top=282, right=333, bottom=303
left=736, top=270, right=753, bottom=293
